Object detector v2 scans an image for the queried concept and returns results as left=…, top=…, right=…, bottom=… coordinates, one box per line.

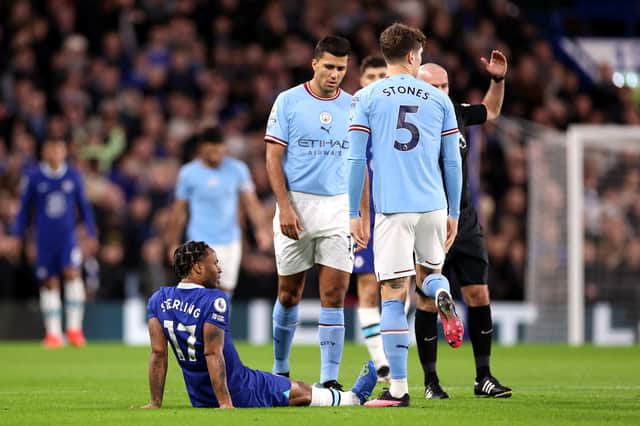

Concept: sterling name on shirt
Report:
left=160, top=298, right=201, bottom=318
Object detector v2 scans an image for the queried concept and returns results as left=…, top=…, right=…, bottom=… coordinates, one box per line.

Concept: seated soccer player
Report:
left=139, top=241, right=377, bottom=408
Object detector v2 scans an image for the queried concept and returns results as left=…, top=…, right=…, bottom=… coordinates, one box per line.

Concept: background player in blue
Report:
left=10, top=138, right=97, bottom=348
left=166, top=127, right=271, bottom=299
left=348, top=23, right=463, bottom=407
left=353, top=55, right=390, bottom=382
left=140, top=241, right=377, bottom=409
left=265, top=36, right=353, bottom=389
left=416, top=55, right=512, bottom=399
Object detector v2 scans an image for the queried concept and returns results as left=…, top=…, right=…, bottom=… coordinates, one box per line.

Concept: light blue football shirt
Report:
left=265, top=82, right=352, bottom=196
left=175, top=158, right=254, bottom=245
left=348, top=73, right=462, bottom=217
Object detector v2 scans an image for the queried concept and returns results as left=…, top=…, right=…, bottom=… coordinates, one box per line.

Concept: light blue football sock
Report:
left=421, top=273, right=451, bottom=298
left=318, top=307, right=345, bottom=383
left=272, top=299, right=299, bottom=374
left=380, top=299, right=409, bottom=380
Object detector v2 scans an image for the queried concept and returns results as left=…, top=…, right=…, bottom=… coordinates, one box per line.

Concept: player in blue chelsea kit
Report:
left=265, top=36, right=353, bottom=389
left=141, top=241, right=376, bottom=409
left=348, top=23, right=463, bottom=406
left=11, top=138, right=97, bottom=348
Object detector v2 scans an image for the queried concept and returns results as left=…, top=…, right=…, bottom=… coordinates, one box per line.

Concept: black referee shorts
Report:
left=443, top=207, right=489, bottom=286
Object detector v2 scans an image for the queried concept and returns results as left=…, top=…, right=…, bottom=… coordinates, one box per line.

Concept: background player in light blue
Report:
left=10, top=138, right=97, bottom=348
left=139, top=241, right=376, bottom=409
left=265, top=36, right=353, bottom=389
left=353, top=55, right=390, bottom=382
left=166, top=128, right=271, bottom=298
left=348, top=23, right=463, bottom=407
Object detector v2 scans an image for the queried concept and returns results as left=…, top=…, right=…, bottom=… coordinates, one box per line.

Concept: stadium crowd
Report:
left=0, top=0, right=638, bottom=303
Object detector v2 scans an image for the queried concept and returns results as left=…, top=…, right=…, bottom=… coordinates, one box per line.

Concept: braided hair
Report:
left=173, top=241, right=209, bottom=279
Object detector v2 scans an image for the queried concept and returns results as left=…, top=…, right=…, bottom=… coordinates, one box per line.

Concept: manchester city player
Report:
left=265, top=36, right=353, bottom=389
left=11, top=138, right=97, bottom=348
left=348, top=23, right=463, bottom=407
left=352, top=55, right=390, bottom=382
left=416, top=54, right=512, bottom=399
left=140, top=241, right=377, bottom=409
left=166, top=127, right=271, bottom=299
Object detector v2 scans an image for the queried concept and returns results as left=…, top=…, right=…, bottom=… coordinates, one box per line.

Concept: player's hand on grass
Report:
left=481, top=49, right=508, bottom=80
left=445, top=217, right=459, bottom=252
left=133, top=401, right=161, bottom=409
left=279, top=204, right=303, bottom=240
left=350, top=217, right=369, bottom=251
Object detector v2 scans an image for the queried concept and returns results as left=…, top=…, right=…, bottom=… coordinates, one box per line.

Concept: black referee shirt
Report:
left=452, top=102, right=487, bottom=211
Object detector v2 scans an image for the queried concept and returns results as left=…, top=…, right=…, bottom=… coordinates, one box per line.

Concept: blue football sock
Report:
left=421, top=273, right=451, bottom=298
left=318, top=307, right=345, bottom=383
left=272, top=299, right=299, bottom=374
left=380, top=300, right=409, bottom=380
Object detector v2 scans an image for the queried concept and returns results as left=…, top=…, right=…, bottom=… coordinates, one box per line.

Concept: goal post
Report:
left=566, top=125, right=640, bottom=345
left=566, top=126, right=584, bottom=345
left=491, top=120, right=640, bottom=344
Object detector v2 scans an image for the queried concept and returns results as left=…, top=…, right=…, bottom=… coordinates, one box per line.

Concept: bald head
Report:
left=418, top=63, right=449, bottom=95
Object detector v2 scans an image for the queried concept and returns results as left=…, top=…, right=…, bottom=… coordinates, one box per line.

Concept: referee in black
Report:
left=415, top=50, right=512, bottom=399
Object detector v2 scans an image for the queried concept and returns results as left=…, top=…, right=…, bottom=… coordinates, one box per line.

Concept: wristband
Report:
left=491, top=75, right=505, bottom=83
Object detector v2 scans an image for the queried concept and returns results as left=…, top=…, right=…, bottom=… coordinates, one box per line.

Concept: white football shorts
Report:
left=273, top=191, right=353, bottom=276
left=373, top=209, right=447, bottom=281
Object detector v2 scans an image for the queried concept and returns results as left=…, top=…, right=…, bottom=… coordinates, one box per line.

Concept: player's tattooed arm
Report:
left=204, top=322, right=234, bottom=408
left=143, top=318, right=168, bottom=408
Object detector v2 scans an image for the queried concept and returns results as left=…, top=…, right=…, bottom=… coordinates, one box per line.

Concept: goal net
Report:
left=490, top=121, right=640, bottom=344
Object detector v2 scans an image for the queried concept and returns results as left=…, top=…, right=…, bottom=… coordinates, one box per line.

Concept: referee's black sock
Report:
left=415, top=309, right=439, bottom=385
left=468, top=305, right=493, bottom=380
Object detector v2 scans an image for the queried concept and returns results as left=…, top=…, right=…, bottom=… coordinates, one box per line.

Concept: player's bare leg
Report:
left=316, top=265, right=350, bottom=388
left=461, top=284, right=512, bottom=398
left=357, top=273, right=390, bottom=382
left=365, top=277, right=410, bottom=407
left=272, top=271, right=306, bottom=376
left=63, top=266, right=86, bottom=347
left=41, top=276, right=63, bottom=348
left=289, top=360, right=377, bottom=406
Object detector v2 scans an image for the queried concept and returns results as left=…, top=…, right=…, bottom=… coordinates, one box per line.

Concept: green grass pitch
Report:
left=1, top=342, right=639, bottom=425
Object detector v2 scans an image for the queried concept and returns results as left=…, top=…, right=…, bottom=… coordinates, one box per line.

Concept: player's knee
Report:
left=462, top=285, right=490, bottom=306
left=63, top=267, right=80, bottom=280
left=43, top=278, right=60, bottom=290
left=359, top=291, right=378, bottom=308
left=278, top=289, right=301, bottom=307
left=357, top=281, right=378, bottom=308
left=319, top=287, right=345, bottom=307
